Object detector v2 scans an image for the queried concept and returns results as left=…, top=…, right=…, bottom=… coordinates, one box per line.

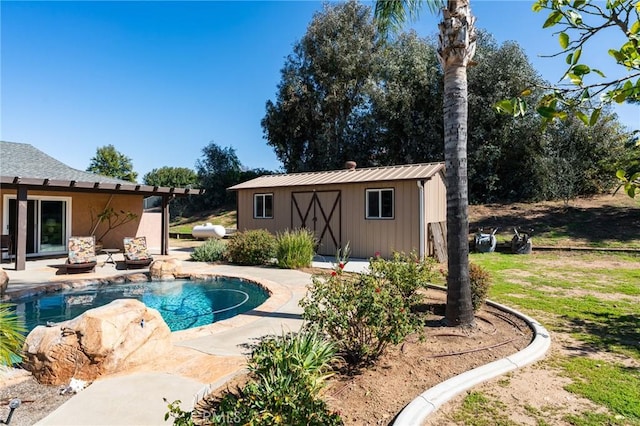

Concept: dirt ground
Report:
left=188, top=287, right=531, bottom=426
left=323, top=290, right=533, bottom=426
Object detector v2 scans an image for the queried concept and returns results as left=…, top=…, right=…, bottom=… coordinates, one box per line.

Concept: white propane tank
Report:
left=192, top=223, right=226, bottom=239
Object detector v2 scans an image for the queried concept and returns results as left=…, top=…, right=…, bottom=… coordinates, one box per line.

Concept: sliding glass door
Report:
left=4, top=196, right=71, bottom=256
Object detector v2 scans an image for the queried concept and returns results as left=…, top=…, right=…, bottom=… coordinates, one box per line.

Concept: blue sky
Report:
left=2, top=1, right=638, bottom=180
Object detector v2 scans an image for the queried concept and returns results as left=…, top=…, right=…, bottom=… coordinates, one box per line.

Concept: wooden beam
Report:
left=161, top=196, right=170, bottom=255
left=15, top=186, right=27, bottom=271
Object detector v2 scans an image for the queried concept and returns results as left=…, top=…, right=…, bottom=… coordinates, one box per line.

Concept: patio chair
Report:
left=1, top=234, right=13, bottom=264
left=66, top=236, right=97, bottom=273
left=123, top=236, right=153, bottom=269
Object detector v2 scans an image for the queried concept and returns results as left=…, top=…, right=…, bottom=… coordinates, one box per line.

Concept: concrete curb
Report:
left=393, top=299, right=551, bottom=426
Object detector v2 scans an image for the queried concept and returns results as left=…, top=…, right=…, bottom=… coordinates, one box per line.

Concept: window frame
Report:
left=253, top=193, right=274, bottom=219
left=365, top=188, right=394, bottom=220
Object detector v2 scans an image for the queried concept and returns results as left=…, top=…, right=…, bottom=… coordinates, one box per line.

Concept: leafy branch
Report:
left=89, top=207, right=138, bottom=243
left=495, top=0, right=640, bottom=197
left=496, top=0, right=639, bottom=123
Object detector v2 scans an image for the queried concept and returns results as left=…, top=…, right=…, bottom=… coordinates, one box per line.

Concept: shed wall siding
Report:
left=425, top=172, right=447, bottom=223
left=236, top=177, right=442, bottom=259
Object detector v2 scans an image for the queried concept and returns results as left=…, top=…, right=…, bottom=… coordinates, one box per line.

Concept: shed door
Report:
left=291, top=191, right=341, bottom=256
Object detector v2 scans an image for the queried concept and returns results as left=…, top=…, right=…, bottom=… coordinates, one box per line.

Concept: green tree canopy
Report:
left=87, top=144, right=138, bottom=182
left=262, top=0, right=381, bottom=172
left=264, top=1, right=630, bottom=203
left=143, top=166, right=198, bottom=188
left=495, top=0, right=640, bottom=196
left=497, top=0, right=639, bottom=122
left=142, top=166, right=199, bottom=218
left=194, top=141, right=272, bottom=210
left=196, top=142, right=242, bottom=208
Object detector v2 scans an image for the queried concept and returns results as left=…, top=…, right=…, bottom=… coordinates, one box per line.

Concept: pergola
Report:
left=0, top=176, right=204, bottom=270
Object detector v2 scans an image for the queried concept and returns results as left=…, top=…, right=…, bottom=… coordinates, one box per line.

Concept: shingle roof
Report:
left=228, top=162, right=445, bottom=190
left=0, top=141, right=130, bottom=184
left=0, top=141, right=204, bottom=196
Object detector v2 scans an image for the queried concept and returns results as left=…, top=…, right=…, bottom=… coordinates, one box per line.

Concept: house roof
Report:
left=0, top=141, right=203, bottom=196
left=228, top=162, right=445, bottom=190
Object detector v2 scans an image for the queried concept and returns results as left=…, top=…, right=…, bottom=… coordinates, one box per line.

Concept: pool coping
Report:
left=4, top=269, right=294, bottom=343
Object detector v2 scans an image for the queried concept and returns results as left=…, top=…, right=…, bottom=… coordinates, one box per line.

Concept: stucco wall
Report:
left=0, top=189, right=146, bottom=251
left=137, top=211, right=161, bottom=249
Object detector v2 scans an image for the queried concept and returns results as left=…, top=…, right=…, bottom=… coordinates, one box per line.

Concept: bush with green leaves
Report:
left=469, top=263, right=492, bottom=311
left=301, top=266, right=419, bottom=366
left=369, top=251, right=438, bottom=306
left=187, top=331, right=342, bottom=426
left=225, top=229, right=276, bottom=266
left=0, top=303, right=26, bottom=366
left=190, top=238, right=227, bottom=262
left=275, top=228, right=317, bottom=269
left=164, top=399, right=194, bottom=426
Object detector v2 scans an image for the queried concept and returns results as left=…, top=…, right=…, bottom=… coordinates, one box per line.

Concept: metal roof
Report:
left=0, top=141, right=204, bottom=196
left=229, top=162, right=445, bottom=190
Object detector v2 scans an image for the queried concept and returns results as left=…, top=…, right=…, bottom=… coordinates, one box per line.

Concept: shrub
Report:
left=226, top=229, right=276, bottom=266
left=0, top=303, right=26, bottom=366
left=300, top=266, right=419, bottom=366
left=469, top=263, right=492, bottom=311
left=275, top=229, right=316, bottom=269
left=164, top=399, right=194, bottom=426
left=190, top=238, right=227, bottom=262
left=369, top=251, right=437, bottom=306
left=189, top=331, right=342, bottom=426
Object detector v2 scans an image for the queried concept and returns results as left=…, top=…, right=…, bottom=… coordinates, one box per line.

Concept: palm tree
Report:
left=0, top=303, right=25, bottom=366
left=375, top=0, right=477, bottom=327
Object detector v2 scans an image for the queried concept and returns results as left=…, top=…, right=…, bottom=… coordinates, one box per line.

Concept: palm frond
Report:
left=0, top=303, right=26, bottom=366
left=374, top=0, right=444, bottom=38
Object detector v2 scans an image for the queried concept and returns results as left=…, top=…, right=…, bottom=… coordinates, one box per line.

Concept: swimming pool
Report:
left=12, top=277, right=270, bottom=332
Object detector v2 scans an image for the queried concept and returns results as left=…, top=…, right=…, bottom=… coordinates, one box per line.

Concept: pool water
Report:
left=13, top=277, right=269, bottom=332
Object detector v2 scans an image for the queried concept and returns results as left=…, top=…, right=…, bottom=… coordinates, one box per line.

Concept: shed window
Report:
left=254, top=193, right=273, bottom=219
left=366, top=189, right=394, bottom=219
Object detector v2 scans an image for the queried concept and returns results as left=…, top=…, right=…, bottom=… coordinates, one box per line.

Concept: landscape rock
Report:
left=0, top=269, right=8, bottom=298
left=149, top=258, right=182, bottom=280
left=22, top=299, right=172, bottom=385
left=126, top=273, right=149, bottom=283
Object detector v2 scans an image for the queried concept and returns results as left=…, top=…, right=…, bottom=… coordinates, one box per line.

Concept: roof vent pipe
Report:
left=344, top=161, right=357, bottom=170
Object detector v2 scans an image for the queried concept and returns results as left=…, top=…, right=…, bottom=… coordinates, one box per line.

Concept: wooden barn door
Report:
left=291, top=190, right=341, bottom=256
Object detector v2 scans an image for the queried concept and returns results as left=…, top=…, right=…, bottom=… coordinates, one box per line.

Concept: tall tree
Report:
left=375, top=0, right=477, bottom=327
left=143, top=166, right=198, bottom=188
left=262, top=1, right=381, bottom=172
left=372, top=31, right=444, bottom=165
left=466, top=32, right=546, bottom=203
left=87, top=144, right=138, bottom=182
left=144, top=166, right=200, bottom=218
left=496, top=0, right=640, bottom=196
left=196, top=142, right=243, bottom=208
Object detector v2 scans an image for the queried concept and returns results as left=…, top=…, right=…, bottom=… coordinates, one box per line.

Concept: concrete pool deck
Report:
left=1, top=250, right=370, bottom=425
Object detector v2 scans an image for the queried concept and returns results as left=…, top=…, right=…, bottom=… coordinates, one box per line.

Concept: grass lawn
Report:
left=169, top=209, right=237, bottom=234
left=461, top=251, right=640, bottom=425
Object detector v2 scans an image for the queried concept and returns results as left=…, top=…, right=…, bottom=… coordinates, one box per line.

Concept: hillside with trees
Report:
left=262, top=1, right=635, bottom=204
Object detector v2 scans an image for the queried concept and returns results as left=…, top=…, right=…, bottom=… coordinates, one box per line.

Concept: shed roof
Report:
left=229, top=162, right=445, bottom=190
left=0, top=141, right=203, bottom=196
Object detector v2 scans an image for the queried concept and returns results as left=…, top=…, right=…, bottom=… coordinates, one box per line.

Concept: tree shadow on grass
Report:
left=470, top=204, right=640, bottom=245
left=560, top=312, right=640, bottom=358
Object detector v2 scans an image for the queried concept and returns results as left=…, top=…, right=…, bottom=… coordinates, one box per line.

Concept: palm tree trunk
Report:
left=439, top=0, right=476, bottom=327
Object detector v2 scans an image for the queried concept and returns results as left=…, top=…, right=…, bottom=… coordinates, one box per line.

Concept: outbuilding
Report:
left=228, top=162, right=447, bottom=260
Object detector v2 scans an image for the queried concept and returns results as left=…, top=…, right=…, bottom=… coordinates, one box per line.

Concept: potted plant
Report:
left=89, top=207, right=138, bottom=251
